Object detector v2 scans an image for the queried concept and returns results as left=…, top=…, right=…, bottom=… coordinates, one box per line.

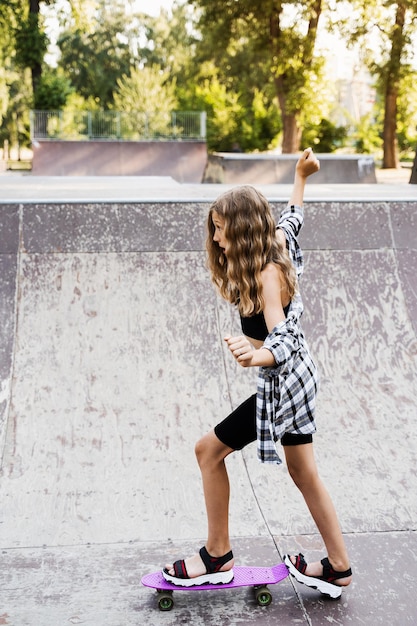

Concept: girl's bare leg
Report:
left=283, top=443, right=352, bottom=585
left=165, top=430, right=235, bottom=577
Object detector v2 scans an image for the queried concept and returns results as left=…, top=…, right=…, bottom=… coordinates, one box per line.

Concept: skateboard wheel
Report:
left=157, top=591, right=174, bottom=611
left=255, top=586, right=272, bottom=607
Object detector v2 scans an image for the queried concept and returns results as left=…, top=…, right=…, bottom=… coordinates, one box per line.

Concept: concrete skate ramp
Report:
left=203, top=152, right=378, bottom=183
left=32, top=140, right=207, bottom=182
left=0, top=186, right=416, bottom=625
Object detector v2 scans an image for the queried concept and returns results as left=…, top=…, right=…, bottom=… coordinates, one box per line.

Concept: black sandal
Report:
left=162, top=546, right=234, bottom=587
left=284, top=553, right=352, bottom=599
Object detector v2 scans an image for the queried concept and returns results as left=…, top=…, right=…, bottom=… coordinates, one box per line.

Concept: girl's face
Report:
left=212, top=210, right=228, bottom=253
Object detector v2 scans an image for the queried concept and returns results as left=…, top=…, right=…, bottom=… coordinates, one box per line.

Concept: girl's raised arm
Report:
left=288, top=147, right=320, bottom=207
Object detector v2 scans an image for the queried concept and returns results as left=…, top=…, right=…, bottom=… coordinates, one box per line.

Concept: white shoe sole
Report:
left=162, top=568, right=234, bottom=588
left=284, top=555, right=342, bottom=599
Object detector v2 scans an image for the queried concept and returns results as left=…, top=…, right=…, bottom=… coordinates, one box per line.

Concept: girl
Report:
left=163, top=148, right=352, bottom=599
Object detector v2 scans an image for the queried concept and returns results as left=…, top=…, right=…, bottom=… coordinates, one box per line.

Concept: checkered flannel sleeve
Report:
left=277, top=204, right=304, bottom=277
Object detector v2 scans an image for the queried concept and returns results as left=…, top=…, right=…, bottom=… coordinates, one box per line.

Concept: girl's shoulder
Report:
left=261, top=262, right=283, bottom=286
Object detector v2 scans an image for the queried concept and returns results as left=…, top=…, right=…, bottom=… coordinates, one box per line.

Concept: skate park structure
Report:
left=0, top=174, right=416, bottom=625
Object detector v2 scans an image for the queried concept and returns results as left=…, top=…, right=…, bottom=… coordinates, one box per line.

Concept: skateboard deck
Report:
left=141, top=563, right=289, bottom=611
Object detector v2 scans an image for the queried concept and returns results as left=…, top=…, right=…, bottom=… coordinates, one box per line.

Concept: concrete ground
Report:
left=0, top=173, right=416, bottom=625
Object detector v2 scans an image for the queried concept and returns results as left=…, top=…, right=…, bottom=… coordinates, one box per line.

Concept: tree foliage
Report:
left=302, top=118, right=347, bottom=153
left=336, top=0, right=417, bottom=167
left=1, top=0, right=417, bottom=160
left=112, top=66, right=178, bottom=138
left=15, top=12, right=48, bottom=74
left=114, top=66, right=177, bottom=113
left=57, top=1, right=133, bottom=106
left=33, top=70, right=73, bottom=110
left=138, top=2, right=196, bottom=80
left=13, top=0, right=56, bottom=95
left=188, top=0, right=327, bottom=152
left=0, top=1, right=32, bottom=143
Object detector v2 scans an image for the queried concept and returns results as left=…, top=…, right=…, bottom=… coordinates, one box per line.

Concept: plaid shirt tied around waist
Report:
left=256, top=204, right=318, bottom=465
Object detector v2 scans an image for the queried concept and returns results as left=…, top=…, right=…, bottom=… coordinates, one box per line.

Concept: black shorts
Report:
left=214, top=393, right=313, bottom=451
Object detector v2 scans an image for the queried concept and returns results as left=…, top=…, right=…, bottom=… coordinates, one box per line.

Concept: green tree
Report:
left=0, top=0, right=32, bottom=149
left=339, top=0, right=417, bottom=167
left=136, top=2, right=204, bottom=123
left=381, top=2, right=412, bottom=167
left=179, top=60, right=282, bottom=151
left=113, top=65, right=178, bottom=138
left=180, top=61, right=244, bottom=150
left=396, top=69, right=417, bottom=158
left=57, top=0, right=133, bottom=106
left=33, top=70, right=73, bottom=109
left=14, top=0, right=52, bottom=94
left=351, top=112, right=383, bottom=154
left=302, top=118, right=347, bottom=153
left=189, top=0, right=326, bottom=152
left=0, top=70, right=32, bottom=154
left=138, top=1, right=196, bottom=79
left=241, top=89, right=282, bottom=152
left=0, top=1, right=17, bottom=125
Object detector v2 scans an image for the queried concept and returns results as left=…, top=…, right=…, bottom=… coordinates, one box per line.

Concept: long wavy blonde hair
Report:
left=206, top=186, right=297, bottom=316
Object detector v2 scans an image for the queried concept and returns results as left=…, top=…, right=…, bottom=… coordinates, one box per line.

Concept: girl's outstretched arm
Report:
left=288, top=147, right=320, bottom=207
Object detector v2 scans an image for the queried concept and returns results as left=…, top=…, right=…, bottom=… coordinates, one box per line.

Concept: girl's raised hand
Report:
left=296, top=147, right=320, bottom=179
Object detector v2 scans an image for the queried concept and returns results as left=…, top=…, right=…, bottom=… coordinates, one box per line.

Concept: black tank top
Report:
left=240, top=303, right=291, bottom=341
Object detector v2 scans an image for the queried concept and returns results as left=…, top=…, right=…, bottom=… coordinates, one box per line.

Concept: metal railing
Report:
left=30, top=110, right=207, bottom=141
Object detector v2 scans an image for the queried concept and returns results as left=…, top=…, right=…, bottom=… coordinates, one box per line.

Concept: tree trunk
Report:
left=273, top=72, right=301, bottom=152
left=281, top=111, right=302, bottom=153
left=383, top=91, right=399, bottom=168
left=270, top=7, right=301, bottom=153
left=29, top=0, right=40, bottom=18
left=382, top=2, right=406, bottom=169
left=269, top=0, right=321, bottom=153
left=29, top=0, right=42, bottom=94
left=410, top=148, right=417, bottom=184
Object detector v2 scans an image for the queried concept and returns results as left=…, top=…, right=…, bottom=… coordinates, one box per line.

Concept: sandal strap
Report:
left=172, top=559, right=189, bottom=579
left=320, top=557, right=352, bottom=582
left=293, top=553, right=308, bottom=575
left=199, top=546, right=233, bottom=574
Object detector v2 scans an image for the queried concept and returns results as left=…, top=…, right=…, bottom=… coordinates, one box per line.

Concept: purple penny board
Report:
left=142, top=563, right=289, bottom=610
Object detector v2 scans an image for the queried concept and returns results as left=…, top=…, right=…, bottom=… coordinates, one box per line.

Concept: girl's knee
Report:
left=195, top=430, right=231, bottom=468
left=284, top=444, right=319, bottom=491
left=195, top=436, right=208, bottom=465
left=195, top=432, right=217, bottom=466
left=287, top=462, right=319, bottom=491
